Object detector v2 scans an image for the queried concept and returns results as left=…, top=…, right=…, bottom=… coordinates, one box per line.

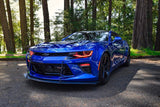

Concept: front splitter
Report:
left=24, top=73, right=98, bottom=85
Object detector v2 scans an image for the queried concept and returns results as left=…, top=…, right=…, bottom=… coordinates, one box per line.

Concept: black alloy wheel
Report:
left=99, top=53, right=111, bottom=84
left=124, top=49, right=130, bottom=66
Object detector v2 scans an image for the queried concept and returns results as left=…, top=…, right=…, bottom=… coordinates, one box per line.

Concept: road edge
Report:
left=0, top=56, right=160, bottom=61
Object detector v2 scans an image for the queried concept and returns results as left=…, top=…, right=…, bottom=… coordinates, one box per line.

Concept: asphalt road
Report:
left=0, top=58, right=160, bottom=107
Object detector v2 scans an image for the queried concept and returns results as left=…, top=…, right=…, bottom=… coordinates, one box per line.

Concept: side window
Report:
left=100, top=32, right=109, bottom=41
left=89, top=32, right=109, bottom=41
left=95, top=32, right=100, bottom=39
left=111, top=36, right=115, bottom=41
left=111, top=32, right=119, bottom=41
left=89, top=33, right=95, bottom=40
left=84, top=33, right=90, bottom=40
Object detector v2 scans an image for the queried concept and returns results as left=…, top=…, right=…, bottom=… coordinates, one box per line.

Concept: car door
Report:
left=112, top=37, right=125, bottom=63
left=109, top=32, right=123, bottom=67
left=112, top=38, right=121, bottom=66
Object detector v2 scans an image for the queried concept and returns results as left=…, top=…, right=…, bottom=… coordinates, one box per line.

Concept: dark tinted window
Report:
left=90, top=32, right=109, bottom=41
left=111, top=32, right=119, bottom=41
left=64, top=31, right=109, bottom=41
left=64, top=32, right=87, bottom=41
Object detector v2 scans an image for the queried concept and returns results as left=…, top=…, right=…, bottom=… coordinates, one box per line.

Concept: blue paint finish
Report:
left=25, top=30, right=130, bottom=84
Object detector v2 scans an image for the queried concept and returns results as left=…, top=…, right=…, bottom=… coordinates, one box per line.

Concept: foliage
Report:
left=51, top=12, right=64, bottom=41
left=130, top=48, right=160, bottom=57
left=54, top=0, right=136, bottom=45
left=0, top=0, right=159, bottom=53
left=26, top=0, right=41, bottom=44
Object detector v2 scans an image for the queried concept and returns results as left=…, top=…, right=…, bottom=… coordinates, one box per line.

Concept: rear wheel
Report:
left=124, top=49, right=130, bottom=66
left=99, top=53, right=111, bottom=84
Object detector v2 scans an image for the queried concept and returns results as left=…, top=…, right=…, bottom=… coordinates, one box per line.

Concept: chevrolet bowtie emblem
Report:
left=42, top=53, right=50, bottom=56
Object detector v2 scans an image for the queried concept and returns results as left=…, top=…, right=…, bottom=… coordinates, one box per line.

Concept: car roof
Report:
left=74, top=30, right=120, bottom=37
left=77, top=30, right=107, bottom=34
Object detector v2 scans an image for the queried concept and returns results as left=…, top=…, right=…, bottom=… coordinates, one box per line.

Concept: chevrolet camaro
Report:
left=24, top=30, right=130, bottom=84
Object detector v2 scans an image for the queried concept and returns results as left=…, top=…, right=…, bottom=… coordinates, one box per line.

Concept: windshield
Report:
left=64, top=32, right=88, bottom=41
left=64, top=32, right=109, bottom=41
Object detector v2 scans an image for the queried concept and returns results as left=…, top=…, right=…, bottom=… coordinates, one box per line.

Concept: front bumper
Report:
left=25, top=54, right=99, bottom=84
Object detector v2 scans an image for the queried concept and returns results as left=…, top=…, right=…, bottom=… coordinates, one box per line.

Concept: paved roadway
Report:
left=0, top=58, right=160, bottom=107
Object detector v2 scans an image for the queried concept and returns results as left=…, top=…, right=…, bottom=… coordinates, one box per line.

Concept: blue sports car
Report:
left=25, top=30, right=130, bottom=84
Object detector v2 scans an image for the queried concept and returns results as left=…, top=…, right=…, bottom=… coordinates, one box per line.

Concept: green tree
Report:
left=64, top=0, right=70, bottom=35
left=92, top=0, right=97, bottom=30
left=108, top=0, right=112, bottom=30
left=122, top=0, right=126, bottom=29
left=6, top=0, right=16, bottom=53
left=132, top=0, right=153, bottom=49
left=30, top=0, right=35, bottom=46
left=0, top=22, right=2, bottom=53
left=0, top=0, right=15, bottom=53
left=42, top=0, right=50, bottom=42
left=85, top=0, right=88, bottom=30
left=19, top=0, right=29, bottom=53
left=155, top=0, right=160, bottom=51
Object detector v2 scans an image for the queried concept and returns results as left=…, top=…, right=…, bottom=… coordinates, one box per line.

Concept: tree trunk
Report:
left=0, top=36, right=2, bottom=53
left=64, top=0, right=69, bottom=35
left=19, top=0, right=29, bottom=53
left=132, top=0, right=153, bottom=49
left=147, top=0, right=153, bottom=48
left=30, top=0, right=35, bottom=46
left=70, top=0, right=74, bottom=32
left=0, top=0, right=15, bottom=53
left=92, top=0, right=97, bottom=30
left=0, top=22, right=2, bottom=53
left=85, top=0, right=88, bottom=30
left=155, top=0, right=160, bottom=51
left=64, top=0, right=69, bottom=11
left=6, top=0, right=16, bottom=53
left=108, top=0, right=112, bottom=31
left=70, top=0, right=74, bottom=19
left=123, top=0, right=126, bottom=29
left=42, top=0, right=50, bottom=42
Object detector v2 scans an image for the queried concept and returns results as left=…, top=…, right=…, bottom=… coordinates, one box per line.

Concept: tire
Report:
left=124, top=49, right=130, bottom=66
left=99, top=53, right=111, bottom=84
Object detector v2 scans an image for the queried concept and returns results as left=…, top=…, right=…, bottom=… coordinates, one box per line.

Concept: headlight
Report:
left=71, top=51, right=93, bottom=58
left=29, top=51, right=34, bottom=56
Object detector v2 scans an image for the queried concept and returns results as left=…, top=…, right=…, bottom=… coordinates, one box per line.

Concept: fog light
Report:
left=79, top=63, right=91, bottom=73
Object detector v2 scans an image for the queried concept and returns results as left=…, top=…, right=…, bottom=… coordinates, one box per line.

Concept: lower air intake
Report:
left=31, top=63, right=73, bottom=76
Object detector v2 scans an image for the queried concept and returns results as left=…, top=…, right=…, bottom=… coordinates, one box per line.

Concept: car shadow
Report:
left=25, top=61, right=146, bottom=98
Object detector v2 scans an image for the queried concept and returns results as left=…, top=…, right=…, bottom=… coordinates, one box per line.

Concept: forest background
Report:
left=0, top=0, right=160, bottom=57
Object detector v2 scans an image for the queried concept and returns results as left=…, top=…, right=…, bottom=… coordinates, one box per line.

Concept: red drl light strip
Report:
left=29, top=51, right=34, bottom=56
left=74, top=51, right=93, bottom=58
left=80, top=63, right=90, bottom=67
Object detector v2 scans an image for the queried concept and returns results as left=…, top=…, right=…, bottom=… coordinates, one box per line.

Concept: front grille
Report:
left=34, top=52, right=69, bottom=56
left=31, top=63, right=73, bottom=76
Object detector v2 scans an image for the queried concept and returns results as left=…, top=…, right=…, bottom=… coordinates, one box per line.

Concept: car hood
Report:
left=30, top=40, right=97, bottom=53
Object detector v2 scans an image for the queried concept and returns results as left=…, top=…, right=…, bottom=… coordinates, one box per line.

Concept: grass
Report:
left=0, top=48, right=160, bottom=59
left=130, top=48, right=160, bottom=57
left=0, top=56, right=25, bottom=58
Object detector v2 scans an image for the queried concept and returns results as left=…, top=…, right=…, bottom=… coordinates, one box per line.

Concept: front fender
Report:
left=91, top=44, right=111, bottom=69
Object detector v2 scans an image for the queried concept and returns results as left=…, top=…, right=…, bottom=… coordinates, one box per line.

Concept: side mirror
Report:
left=114, top=36, right=122, bottom=41
left=61, top=38, right=65, bottom=41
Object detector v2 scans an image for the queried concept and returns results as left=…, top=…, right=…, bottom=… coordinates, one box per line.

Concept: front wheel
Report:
left=99, top=53, right=111, bottom=84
